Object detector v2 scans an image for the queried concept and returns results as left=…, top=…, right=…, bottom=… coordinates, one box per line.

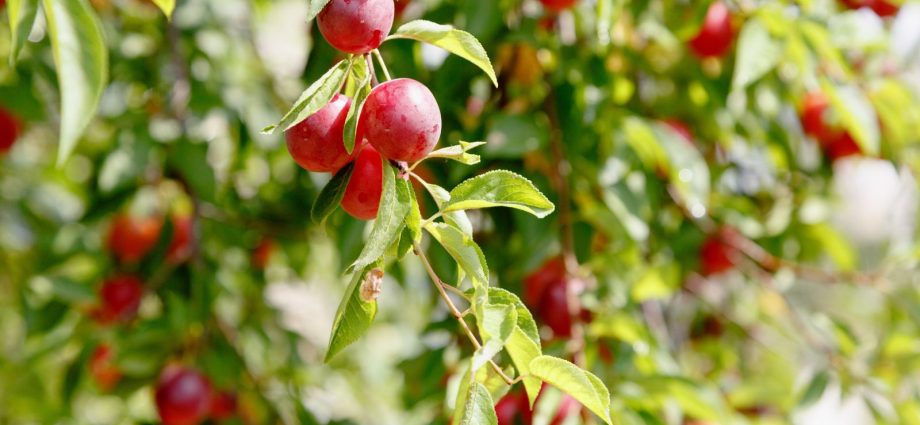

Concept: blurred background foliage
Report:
left=1, top=0, right=920, bottom=424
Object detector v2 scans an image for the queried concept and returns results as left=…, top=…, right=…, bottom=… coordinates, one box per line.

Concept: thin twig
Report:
left=413, top=242, right=516, bottom=385
left=372, top=49, right=392, bottom=81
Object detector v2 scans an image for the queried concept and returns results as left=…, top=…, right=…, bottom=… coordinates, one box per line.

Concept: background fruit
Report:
left=0, top=106, right=18, bottom=153
left=89, top=344, right=122, bottom=391
left=94, top=275, right=144, bottom=324
left=107, top=214, right=164, bottom=263
left=688, top=2, right=734, bottom=58
left=359, top=78, right=442, bottom=163
left=285, top=94, right=359, bottom=173
left=317, top=0, right=394, bottom=54
left=540, top=0, right=578, bottom=12
left=155, top=367, right=213, bottom=425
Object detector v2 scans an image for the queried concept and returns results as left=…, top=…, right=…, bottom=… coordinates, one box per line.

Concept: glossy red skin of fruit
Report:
left=107, top=214, right=164, bottom=263
left=95, top=275, right=144, bottom=324
left=89, top=344, right=122, bottom=390
left=341, top=145, right=384, bottom=220
left=540, top=0, right=578, bottom=12
left=699, top=236, right=735, bottom=276
left=155, top=367, right=213, bottom=425
left=166, top=215, right=194, bottom=263
left=0, top=106, right=19, bottom=154
left=209, top=391, right=237, bottom=421
left=317, top=0, right=394, bottom=54
left=688, top=2, right=734, bottom=59
left=359, top=78, right=442, bottom=163
left=286, top=94, right=360, bottom=173
left=252, top=238, right=274, bottom=269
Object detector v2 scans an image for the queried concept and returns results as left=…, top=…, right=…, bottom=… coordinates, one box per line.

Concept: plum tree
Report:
left=359, top=78, right=442, bottom=163
left=0, top=106, right=19, bottom=154
left=317, top=0, right=394, bottom=54
left=341, top=145, right=384, bottom=220
left=155, top=367, right=213, bottom=425
left=106, top=213, right=164, bottom=263
left=93, top=275, right=144, bottom=324
left=688, top=2, right=734, bottom=59
left=285, top=94, right=360, bottom=173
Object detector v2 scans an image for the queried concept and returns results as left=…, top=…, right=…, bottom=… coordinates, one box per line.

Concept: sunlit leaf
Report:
left=312, top=163, right=355, bottom=224
left=346, top=163, right=411, bottom=274
left=325, top=267, right=378, bottom=362
left=443, top=171, right=554, bottom=218
left=7, top=0, right=39, bottom=65
left=43, top=0, right=109, bottom=165
left=388, top=20, right=498, bottom=86
left=263, top=59, right=351, bottom=134
left=529, top=356, right=613, bottom=425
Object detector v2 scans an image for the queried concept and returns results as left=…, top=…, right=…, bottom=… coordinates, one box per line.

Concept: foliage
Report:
left=1, top=0, right=920, bottom=424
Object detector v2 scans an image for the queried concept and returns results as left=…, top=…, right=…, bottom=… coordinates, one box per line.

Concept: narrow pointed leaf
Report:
left=7, top=0, right=39, bottom=65
left=472, top=303, right=516, bottom=370
left=343, top=60, right=372, bottom=154
left=426, top=141, right=487, bottom=165
left=529, top=356, right=613, bottom=425
left=262, top=59, right=351, bottom=134
left=423, top=222, right=489, bottom=286
left=488, top=288, right=542, bottom=406
left=311, top=162, right=355, bottom=224
left=388, top=20, right=498, bottom=86
left=346, top=163, right=411, bottom=274
left=43, top=0, right=109, bottom=165
left=443, top=170, right=555, bottom=218
left=419, top=180, right=473, bottom=235
left=325, top=267, right=378, bottom=362
left=456, top=381, right=499, bottom=425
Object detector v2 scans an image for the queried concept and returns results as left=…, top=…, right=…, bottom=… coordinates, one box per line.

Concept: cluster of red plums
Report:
left=90, top=213, right=192, bottom=325
left=90, top=212, right=244, bottom=423
left=286, top=0, right=442, bottom=220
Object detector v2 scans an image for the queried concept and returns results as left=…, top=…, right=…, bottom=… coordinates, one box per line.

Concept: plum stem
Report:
left=372, top=49, right=392, bottom=81
left=413, top=242, right=516, bottom=386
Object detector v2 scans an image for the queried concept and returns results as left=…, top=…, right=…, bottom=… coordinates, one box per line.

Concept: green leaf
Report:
left=529, top=356, right=613, bottom=425
left=443, top=170, right=555, bottom=218
left=306, top=0, right=332, bottom=21
left=7, top=0, right=39, bottom=66
left=42, top=0, right=109, bottom=165
left=425, top=141, right=487, bottom=165
left=150, top=0, right=175, bottom=18
left=325, top=267, right=379, bottom=362
left=622, top=117, right=668, bottom=171
left=388, top=20, right=498, bottom=86
left=798, top=371, right=830, bottom=408
left=312, top=163, right=355, bottom=224
left=731, top=19, right=782, bottom=90
left=419, top=180, right=473, bottom=235
left=169, top=140, right=217, bottom=202
left=488, top=288, right=542, bottom=406
left=346, top=163, right=411, bottom=274
left=456, top=381, right=499, bottom=425
left=406, top=181, right=422, bottom=243
left=820, top=80, right=880, bottom=156
left=262, top=59, right=351, bottom=134
left=423, top=222, right=489, bottom=286
left=343, top=58, right=372, bottom=154
left=472, top=303, right=516, bottom=370
left=652, top=122, right=710, bottom=216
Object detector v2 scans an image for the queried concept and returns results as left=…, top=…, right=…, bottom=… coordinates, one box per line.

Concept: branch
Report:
left=413, top=242, right=516, bottom=386
left=544, top=83, right=588, bottom=368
